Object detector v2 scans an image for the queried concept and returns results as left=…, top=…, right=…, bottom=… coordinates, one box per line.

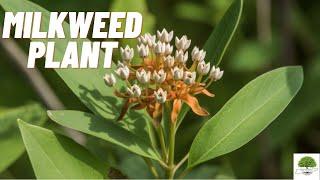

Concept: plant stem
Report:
left=173, top=153, right=189, bottom=173
left=167, top=121, right=176, bottom=179
left=157, top=126, right=168, bottom=161
left=143, top=157, right=160, bottom=179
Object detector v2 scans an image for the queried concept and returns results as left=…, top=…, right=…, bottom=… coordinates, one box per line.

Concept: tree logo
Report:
left=297, top=156, right=317, bottom=175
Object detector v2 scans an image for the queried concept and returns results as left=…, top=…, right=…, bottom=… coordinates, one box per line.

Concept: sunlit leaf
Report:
left=189, top=66, right=303, bottom=167
left=18, top=120, right=107, bottom=179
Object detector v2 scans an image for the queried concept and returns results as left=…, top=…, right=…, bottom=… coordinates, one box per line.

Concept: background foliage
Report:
left=0, top=0, right=319, bottom=178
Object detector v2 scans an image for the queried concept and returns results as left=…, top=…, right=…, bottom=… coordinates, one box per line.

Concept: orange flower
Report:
left=105, top=29, right=224, bottom=125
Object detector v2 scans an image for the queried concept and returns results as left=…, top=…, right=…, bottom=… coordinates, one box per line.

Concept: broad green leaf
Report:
left=269, top=58, right=320, bottom=147
left=177, top=0, right=243, bottom=127
left=17, top=119, right=107, bottom=179
left=204, top=0, right=243, bottom=65
left=0, top=103, right=46, bottom=173
left=48, top=110, right=160, bottom=160
left=188, top=66, right=303, bottom=167
left=0, top=0, right=153, bottom=146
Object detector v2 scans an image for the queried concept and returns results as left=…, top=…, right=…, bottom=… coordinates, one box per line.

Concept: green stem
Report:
left=167, top=121, right=176, bottom=179
left=174, top=153, right=189, bottom=173
left=143, top=157, right=160, bottom=179
left=157, top=126, right=168, bottom=161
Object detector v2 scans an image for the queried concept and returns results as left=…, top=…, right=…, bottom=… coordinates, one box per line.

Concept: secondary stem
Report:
left=167, top=121, right=176, bottom=179
left=143, top=157, right=159, bottom=179
left=157, top=126, right=168, bottom=161
left=174, top=153, right=189, bottom=173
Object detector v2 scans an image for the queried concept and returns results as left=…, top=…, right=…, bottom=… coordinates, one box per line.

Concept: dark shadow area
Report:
left=78, top=84, right=153, bottom=143
left=54, top=132, right=108, bottom=178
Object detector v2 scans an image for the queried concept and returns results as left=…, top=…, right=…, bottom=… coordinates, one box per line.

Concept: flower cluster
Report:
left=104, top=29, right=224, bottom=124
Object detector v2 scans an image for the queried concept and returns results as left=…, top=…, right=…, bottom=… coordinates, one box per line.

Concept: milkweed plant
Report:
left=2, top=0, right=304, bottom=179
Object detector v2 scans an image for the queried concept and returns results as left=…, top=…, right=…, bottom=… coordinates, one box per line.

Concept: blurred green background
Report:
left=0, top=0, right=319, bottom=178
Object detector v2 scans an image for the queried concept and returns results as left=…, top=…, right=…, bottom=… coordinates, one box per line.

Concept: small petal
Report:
left=180, top=94, right=209, bottom=116
left=104, top=73, right=116, bottom=87
left=191, top=47, right=206, bottom=62
left=120, top=45, right=134, bottom=63
left=197, top=61, right=211, bottom=75
left=127, top=84, right=141, bottom=97
left=115, top=66, right=130, bottom=80
left=164, top=55, right=175, bottom=68
left=209, top=66, right=224, bottom=81
left=136, top=69, right=151, bottom=84
left=171, top=99, right=182, bottom=122
left=164, top=44, right=173, bottom=56
left=154, top=88, right=167, bottom=103
left=154, top=41, right=166, bottom=54
left=183, top=71, right=196, bottom=85
left=152, top=69, right=167, bottom=84
left=137, top=44, right=149, bottom=58
left=175, top=50, right=188, bottom=64
left=171, top=67, right=184, bottom=80
left=157, top=28, right=174, bottom=43
left=175, top=35, right=191, bottom=51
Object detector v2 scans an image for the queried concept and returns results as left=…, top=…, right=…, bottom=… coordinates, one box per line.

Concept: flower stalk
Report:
left=167, top=121, right=176, bottom=179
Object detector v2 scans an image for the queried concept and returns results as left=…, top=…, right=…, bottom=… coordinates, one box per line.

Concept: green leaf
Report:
left=0, top=0, right=153, bottom=145
left=204, top=0, right=243, bottom=65
left=17, top=119, right=107, bottom=179
left=177, top=0, right=243, bottom=127
left=0, top=103, right=46, bottom=173
left=48, top=110, right=160, bottom=160
left=188, top=66, right=303, bottom=168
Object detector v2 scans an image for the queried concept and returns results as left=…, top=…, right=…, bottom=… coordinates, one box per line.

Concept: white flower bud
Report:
left=104, top=73, right=116, bottom=87
left=175, top=50, right=188, bottom=64
left=197, top=61, right=210, bottom=75
left=115, top=65, right=130, bottom=80
left=171, top=67, right=184, bottom=80
left=164, top=55, right=175, bottom=68
left=175, top=35, right=191, bottom=51
left=183, top=71, right=196, bottom=85
left=136, top=69, right=151, bottom=84
left=117, top=61, right=125, bottom=68
left=191, top=47, right=206, bottom=62
left=152, top=69, right=167, bottom=84
left=127, top=84, right=141, bottom=97
left=138, top=34, right=148, bottom=45
left=138, top=33, right=156, bottom=48
left=157, top=28, right=174, bottom=43
left=164, top=44, right=173, bottom=56
left=209, top=66, right=224, bottom=81
left=154, top=41, right=166, bottom=54
left=191, top=46, right=199, bottom=57
left=120, top=45, right=134, bottom=63
left=137, top=44, right=149, bottom=58
left=154, top=88, right=167, bottom=103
